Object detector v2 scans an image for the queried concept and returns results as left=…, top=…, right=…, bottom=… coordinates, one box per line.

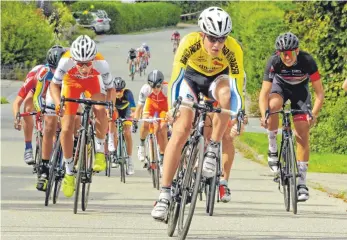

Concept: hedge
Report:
left=1, top=1, right=55, bottom=66
left=71, top=2, right=181, bottom=34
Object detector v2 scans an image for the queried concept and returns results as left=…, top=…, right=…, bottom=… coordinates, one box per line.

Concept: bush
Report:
left=226, top=2, right=293, bottom=97
left=71, top=2, right=181, bottom=34
left=1, top=1, right=55, bottom=65
left=310, top=97, right=347, bottom=154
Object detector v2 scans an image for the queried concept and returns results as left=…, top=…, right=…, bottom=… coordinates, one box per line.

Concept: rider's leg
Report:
left=22, top=92, right=35, bottom=164
left=294, top=118, right=310, bottom=201
left=203, top=78, right=231, bottom=178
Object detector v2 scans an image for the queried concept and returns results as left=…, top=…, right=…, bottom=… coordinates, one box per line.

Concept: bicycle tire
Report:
left=53, top=161, right=64, bottom=205
left=148, top=136, right=157, bottom=188
left=106, top=153, right=111, bottom=177
left=74, top=131, right=86, bottom=214
left=207, top=174, right=217, bottom=216
left=280, top=143, right=290, bottom=212
left=167, top=144, right=188, bottom=237
left=154, top=137, right=160, bottom=190
left=82, top=137, right=94, bottom=211
left=288, top=139, right=298, bottom=214
left=45, top=140, right=61, bottom=206
left=177, top=136, right=204, bottom=240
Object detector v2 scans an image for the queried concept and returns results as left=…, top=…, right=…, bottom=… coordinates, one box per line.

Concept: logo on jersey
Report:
left=180, top=41, right=201, bottom=65
left=222, top=46, right=239, bottom=74
left=186, top=94, right=195, bottom=101
left=197, top=56, right=207, bottom=62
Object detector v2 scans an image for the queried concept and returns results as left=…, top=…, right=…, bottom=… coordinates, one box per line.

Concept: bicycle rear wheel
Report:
left=74, top=132, right=86, bottom=214
left=45, top=139, right=61, bottom=206
left=177, top=137, right=204, bottom=240
left=82, top=137, right=94, bottom=211
left=167, top=145, right=188, bottom=237
left=288, top=139, right=298, bottom=214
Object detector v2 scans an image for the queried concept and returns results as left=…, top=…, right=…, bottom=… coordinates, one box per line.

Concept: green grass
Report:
left=238, top=132, right=347, bottom=174
left=1, top=97, right=9, bottom=104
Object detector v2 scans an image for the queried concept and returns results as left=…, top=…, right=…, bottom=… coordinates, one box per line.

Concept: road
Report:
left=1, top=26, right=346, bottom=240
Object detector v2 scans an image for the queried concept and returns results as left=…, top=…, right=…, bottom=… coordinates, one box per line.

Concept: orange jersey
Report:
left=138, top=82, right=168, bottom=117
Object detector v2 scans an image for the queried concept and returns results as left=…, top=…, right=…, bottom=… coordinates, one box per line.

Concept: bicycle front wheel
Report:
left=45, top=140, right=61, bottom=206
left=167, top=145, right=188, bottom=237
left=206, top=174, right=217, bottom=216
left=74, top=132, right=86, bottom=214
left=280, top=143, right=290, bottom=212
left=82, top=137, right=94, bottom=211
left=177, top=136, right=204, bottom=240
left=53, top=161, right=64, bottom=205
left=288, top=139, right=298, bottom=214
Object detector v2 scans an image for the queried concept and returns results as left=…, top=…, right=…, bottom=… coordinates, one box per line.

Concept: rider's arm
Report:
left=12, top=96, right=24, bottom=119
left=33, top=66, right=50, bottom=112
left=93, top=54, right=113, bottom=90
left=343, top=79, right=347, bottom=91
left=306, top=57, right=324, bottom=117
left=168, top=35, right=190, bottom=108
left=259, top=56, right=275, bottom=119
left=135, top=85, right=150, bottom=119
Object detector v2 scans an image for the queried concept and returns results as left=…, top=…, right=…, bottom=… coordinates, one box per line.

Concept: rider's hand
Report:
left=308, top=114, right=316, bottom=128
left=166, top=108, right=180, bottom=124
left=132, top=119, right=138, bottom=133
left=55, top=104, right=64, bottom=117
left=260, top=117, right=268, bottom=129
left=14, top=118, right=22, bottom=131
left=243, top=115, right=249, bottom=125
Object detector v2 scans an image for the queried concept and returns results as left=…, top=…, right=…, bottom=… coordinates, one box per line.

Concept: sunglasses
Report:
left=206, top=35, right=227, bottom=43
left=115, top=89, right=124, bottom=93
left=278, top=50, right=297, bottom=59
left=152, top=84, right=162, bottom=89
left=75, top=61, right=93, bottom=68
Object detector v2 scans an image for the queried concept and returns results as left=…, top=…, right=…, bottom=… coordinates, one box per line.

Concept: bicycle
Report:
left=172, top=39, right=179, bottom=54
left=139, top=57, right=146, bottom=77
left=106, top=118, right=132, bottom=183
left=203, top=109, right=245, bottom=216
left=265, top=105, right=312, bottom=215
left=166, top=94, right=236, bottom=239
left=140, top=118, right=165, bottom=190
left=45, top=111, right=83, bottom=206
left=130, top=60, right=136, bottom=81
left=59, top=97, right=112, bottom=214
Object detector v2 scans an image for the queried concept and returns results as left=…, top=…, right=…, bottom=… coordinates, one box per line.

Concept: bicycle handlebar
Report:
left=265, top=108, right=313, bottom=125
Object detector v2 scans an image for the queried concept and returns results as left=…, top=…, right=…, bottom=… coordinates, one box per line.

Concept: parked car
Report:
left=72, top=10, right=111, bottom=34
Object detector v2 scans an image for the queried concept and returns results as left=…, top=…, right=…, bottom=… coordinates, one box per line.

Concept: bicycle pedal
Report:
left=273, top=176, right=280, bottom=183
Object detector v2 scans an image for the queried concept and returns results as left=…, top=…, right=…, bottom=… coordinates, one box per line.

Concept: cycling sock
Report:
left=220, top=179, right=228, bottom=186
left=297, top=161, right=308, bottom=186
left=159, top=186, right=171, bottom=200
left=25, top=141, right=32, bottom=150
left=64, top=157, right=74, bottom=175
left=267, top=130, right=278, bottom=153
left=209, top=139, right=220, bottom=148
left=95, top=137, right=105, bottom=153
left=159, top=153, right=164, bottom=163
left=140, top=139, right=145, bottom=147
left=108, top=133, right=115, bottom=151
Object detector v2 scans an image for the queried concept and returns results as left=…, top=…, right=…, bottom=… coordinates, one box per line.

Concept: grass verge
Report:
left=1, top=97, right=9, bottom=104
left=237, top=132, right=347, bottom=174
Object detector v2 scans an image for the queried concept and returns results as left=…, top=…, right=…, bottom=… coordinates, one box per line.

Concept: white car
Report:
left=72, top=10, right=111, bottom=34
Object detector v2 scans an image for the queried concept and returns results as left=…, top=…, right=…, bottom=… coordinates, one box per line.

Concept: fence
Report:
left=180, top=11, right=202, bottom=21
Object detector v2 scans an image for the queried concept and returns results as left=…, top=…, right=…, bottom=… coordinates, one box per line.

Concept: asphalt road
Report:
left=1, top=26, right=346, bottom=240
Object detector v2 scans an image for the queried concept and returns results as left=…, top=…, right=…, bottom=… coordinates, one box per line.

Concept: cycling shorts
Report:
left=112, top=107, right=132, bottom=126
left=62, top=75, right=106, bottom=115
left=170, top=66, right=243, bottom=119
left=270, top=78, right=312, bottom=121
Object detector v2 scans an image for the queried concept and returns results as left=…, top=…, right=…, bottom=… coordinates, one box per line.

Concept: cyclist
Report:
left=50, top=35, right=113, bottom=198
left=142, top=43, right=150, bottom=66
left=171, top=30, right=181, bottom=53
left=127, top=48, right=137, bottom=76
left=133, top=70, right=168, bottom=170
left=342, top=78, right=347, bottom=91
left=259, top=32, right=325, bottom=201
left=136, top=46, right=147, bottom=72
left=151, top=7, right=245, bottom=220
left=12, top=46, right=65, bottom=167
left=108, top=77, right=136, bottom=175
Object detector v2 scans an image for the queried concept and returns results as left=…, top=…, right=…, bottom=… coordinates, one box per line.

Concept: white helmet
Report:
left=198, top=7, right=232, bottom=37
left=142, top=43, right=147, bottom=47
left=70, top=35, right=97, bottom=62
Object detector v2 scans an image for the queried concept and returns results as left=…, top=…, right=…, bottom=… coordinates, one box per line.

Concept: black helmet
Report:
left=113, top=77, right=126, bottom=90
left=275, top=32, right=299, bottom=51
left=147, top=70, right=164, bottom=88
left=46, top=45, right=66, bottom=68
